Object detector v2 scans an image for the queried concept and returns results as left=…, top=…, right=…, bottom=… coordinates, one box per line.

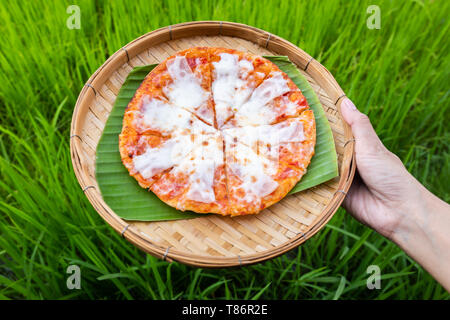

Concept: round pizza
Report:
left=119, top=47, right=316, bottom=216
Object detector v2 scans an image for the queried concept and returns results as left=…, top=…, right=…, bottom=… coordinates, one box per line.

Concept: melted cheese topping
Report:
left=271, top=119, right=306, bottom=143
left=137, top=95, right=192, bottom=134
left=222, top=119, right=305, bottom=177
left=223, top=118, right=305, bottom=148
left=135, top=94, right=218, bottom=137
left=225, top=134, right=279, bottom=202
left=173, top=133, right=223, bottom=203
left=133, top=134, right=194, bottom=179
left=283, top=98, right=301, bottom=117
left=212, top=53, right=255, bottom=127
left=164, top=55, right=213, bottom=124
left=230, top=72, right=291, bottom=127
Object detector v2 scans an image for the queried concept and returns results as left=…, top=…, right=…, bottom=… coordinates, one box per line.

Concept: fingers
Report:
left=340, top=98, right=386, bottom=155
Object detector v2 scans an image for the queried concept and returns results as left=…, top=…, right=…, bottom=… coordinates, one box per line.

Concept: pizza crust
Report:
left=119, top=47, right=316, bottom=216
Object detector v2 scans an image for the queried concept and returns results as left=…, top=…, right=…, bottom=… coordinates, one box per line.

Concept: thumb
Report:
left=340, top=98, right=385, bottom=155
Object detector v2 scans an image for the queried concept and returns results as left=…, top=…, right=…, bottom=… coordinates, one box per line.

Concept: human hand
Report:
left=340, top=97, right=423, bottom=239
left=340, top=97, right=450, bottom=292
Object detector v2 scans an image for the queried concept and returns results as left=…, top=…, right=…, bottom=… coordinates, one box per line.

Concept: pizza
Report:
left=119, top=47, right=316, bottom=216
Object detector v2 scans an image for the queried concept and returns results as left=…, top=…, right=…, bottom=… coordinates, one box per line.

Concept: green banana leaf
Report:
left=95, top=56, right=338, bottom=221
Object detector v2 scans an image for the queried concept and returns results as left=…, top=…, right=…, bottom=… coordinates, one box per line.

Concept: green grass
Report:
left=0, top=0, right=449, bottom=299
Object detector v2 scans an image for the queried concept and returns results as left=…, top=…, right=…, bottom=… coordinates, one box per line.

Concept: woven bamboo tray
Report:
left=70, top=21, right=356, bottom=268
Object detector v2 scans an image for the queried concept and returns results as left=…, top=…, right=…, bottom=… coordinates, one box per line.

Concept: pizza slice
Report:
left=150, top=131, right=228, bottom=215
left=119, top=126, right=202, bottom=189
left=270, top=110, right=316, bottom=174
left=119, top=128, right=164, bottom=188
left=224, top=132, right=284, bottom=215
left=158, top=47, right=215, bottom=126
left=209, top=48, right=274, bottom=128
left=123, top=93, right=217, bottom=138
left=222, top=110, right=316, bottom=215
left=250, top=112, right=316, bottom=182
left=223, top=68, right=308, bottom=128
left=123, top=94, right=192, bottom=136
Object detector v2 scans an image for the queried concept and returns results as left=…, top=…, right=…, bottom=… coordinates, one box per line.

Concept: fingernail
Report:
left=342, top=98, right=357, bottom=111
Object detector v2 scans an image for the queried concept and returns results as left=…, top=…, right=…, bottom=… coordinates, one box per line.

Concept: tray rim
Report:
left=70, top=21, right=356, bottom=268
